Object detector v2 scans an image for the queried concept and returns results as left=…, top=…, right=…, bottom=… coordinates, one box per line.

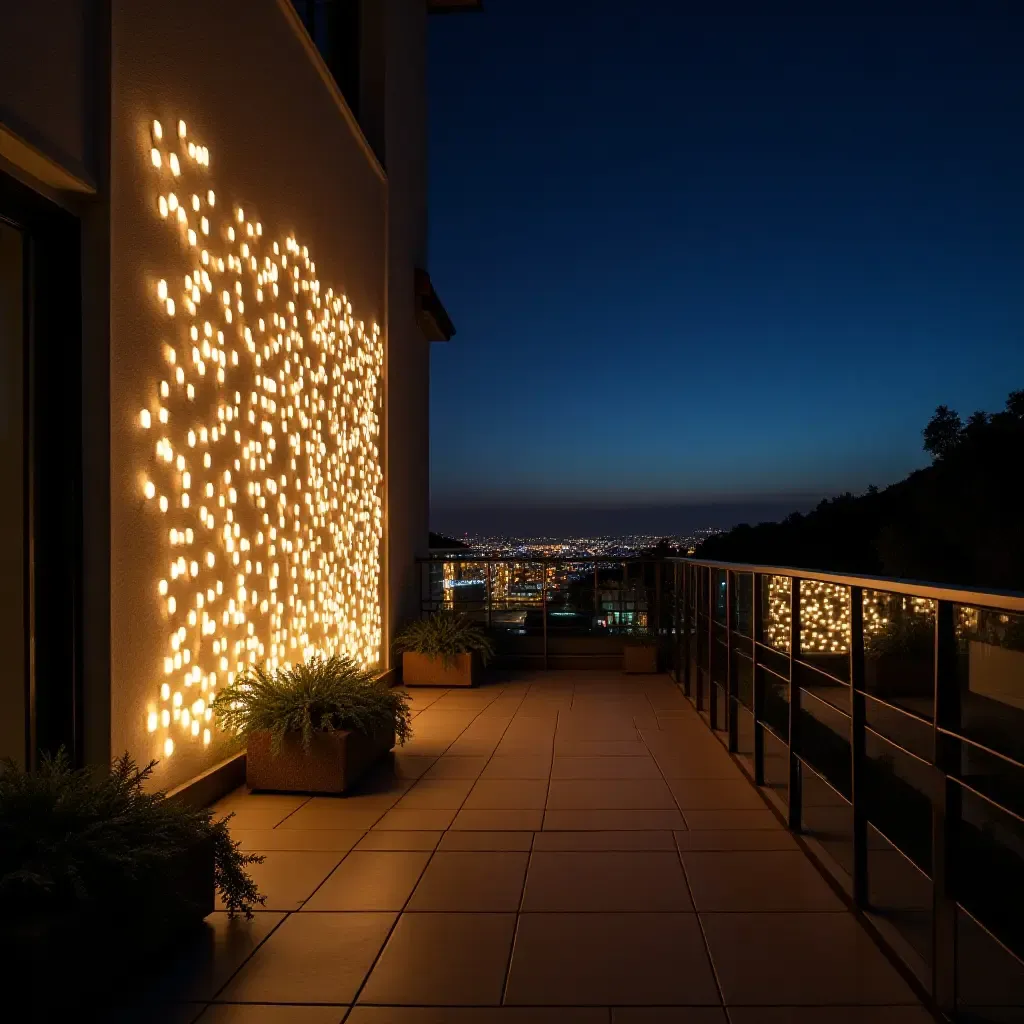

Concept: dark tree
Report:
left=923, top=405, right=964, bottom=461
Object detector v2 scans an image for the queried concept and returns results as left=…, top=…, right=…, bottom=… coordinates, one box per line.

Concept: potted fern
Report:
left=394, top=611, right=495, bottom=687
left=0, top=752, right=263, bottom=1003
left=623, top=628, right=659, bottom=674
left=212, top=654, right=412, bottom=793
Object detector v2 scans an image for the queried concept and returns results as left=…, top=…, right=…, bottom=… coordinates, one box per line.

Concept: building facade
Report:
left=0, top=0, right=469, bottom=792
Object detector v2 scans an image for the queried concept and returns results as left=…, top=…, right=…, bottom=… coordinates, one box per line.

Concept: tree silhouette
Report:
left=923, top=405, right=964, bottom=461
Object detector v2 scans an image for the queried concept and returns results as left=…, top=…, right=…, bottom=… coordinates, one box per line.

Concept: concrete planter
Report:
left=247, top=728, right=395, bottom=794
left=864, top=654, right=934, bottom=700
left=402, top=651, right=477, bottom=687
left=624, top=644, right=658, bottom=674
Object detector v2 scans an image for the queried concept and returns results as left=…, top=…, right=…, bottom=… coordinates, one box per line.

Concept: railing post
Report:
left=593, top=561, right=599, bottom=634
left=753, top=572, right=764, bottom=785
left=682, top=564, right=691, bottom=697
left=486, top=561, right=492, bottom=631
left=788, top=576, right=802, bottom=832
left=726, top=570, right=738, bottom=752
left=706, top=568, right=714, bottom=723
left=932, top=600, right=959, bottom=1015
left=849, top=585, right=868, bottom=908
left=541, top=561, right=548, bottom=671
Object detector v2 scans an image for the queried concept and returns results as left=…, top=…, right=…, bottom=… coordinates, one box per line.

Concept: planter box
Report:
left=3, top=835, right=214, bottom=1006
left=402, top=651, right=477, bottom=687
left=624, top=644, right=658, bottom=674
left=247, top=728, right=395, bottom=794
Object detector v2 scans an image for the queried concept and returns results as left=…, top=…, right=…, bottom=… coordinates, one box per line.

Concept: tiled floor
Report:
left=103, top=672, right=932, bottom=1023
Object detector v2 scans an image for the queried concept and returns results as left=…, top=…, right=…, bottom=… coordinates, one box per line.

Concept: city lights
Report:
left=142, top=118, right=383, bottom=757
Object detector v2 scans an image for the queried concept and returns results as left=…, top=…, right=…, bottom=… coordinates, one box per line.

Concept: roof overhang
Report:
left=427, top=0, right=483, bottom=12
left=415, top=269, right=456, bottom=342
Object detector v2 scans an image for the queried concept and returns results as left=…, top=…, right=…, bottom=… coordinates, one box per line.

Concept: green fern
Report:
left=394, top=612, right=495, bottom=665
left=0, top=751, right=264, bottom=920
left=211, top=654, right=412, bottom=753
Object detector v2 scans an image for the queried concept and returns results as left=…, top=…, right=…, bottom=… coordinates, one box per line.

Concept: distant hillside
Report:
left=429, top=531, right=467, bottom=550
left=696, top=391, right=1024, bottom=592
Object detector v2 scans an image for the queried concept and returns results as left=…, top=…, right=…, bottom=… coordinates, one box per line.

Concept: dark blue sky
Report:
left=427, top=4, right=1024, bottom=536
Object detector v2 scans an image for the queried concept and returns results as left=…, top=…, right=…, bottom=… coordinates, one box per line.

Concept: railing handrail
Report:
left=672, top=556, right=1024, bottom=612
left=417, top=555, right=662, bottom=564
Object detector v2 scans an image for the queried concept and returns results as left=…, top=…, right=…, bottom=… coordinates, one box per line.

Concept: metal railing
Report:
left=417, top=555, right=672, bottom=669
left=673, top=558, right=1024, bottom=1020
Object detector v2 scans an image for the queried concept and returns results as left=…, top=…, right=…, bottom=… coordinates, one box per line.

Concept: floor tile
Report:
left=523, top=851, right=693, bottom=912
left=611, top=1011, right=727, bottom=1023
left=651, top=752, right=743, bottom=780
left=682, top=809, right=781, bottom=830
left=701, top=912, right=920, bottom=1005
left=347, top=1008, right=606, bottom=1022
left=217, top=912, right=394, bottom=1004
left=393, top=778, right=476, bottom=809
left=546, top=779, right=676, bottom=810
left=214, top=794, right=309, bottom=830
left=359, top=913, right=516, bottom=1005
left=551, top=756, right=662, bottom=779
left=354, top=830, right=443, bottom=851
left=553, top=740, right=650, bottom=757
left=408, top=851, right=529, bottom=911
left=451, top=808, right=545, bottom=830
left=674, top=829, right=797, bottom=851
left=216, top=851, right=345, bottom=911
left=682, top=851, right=842, bottom=911
left=480, top=755, right=553, bottom=779
left=302, top=851, right=431, bottom=911
left=532, top=830, right=675, bottom=851
left=543, top=809, right=686, bottom=831
left=465, top=778, right=550, bottom=809
left=374, top=807, right=458, bottom=830
left=230, top=829, right=365, bottom=852
left=424, top=756, right=489, bottom=779
left=391, top=754, right=439, bottom=779
left=140, top=911, right=285, bottom=1002
left=725, top=1010, right=933, bottom=1023
left=505, top=912, right=720, bottom=1005
left=196, top=1006, right=346, bottom=1022
left=277, top=801, right=386, bottom=831
left=669, top=778, right=767, bottom=810
left=437, top=830, right=534, bottom=851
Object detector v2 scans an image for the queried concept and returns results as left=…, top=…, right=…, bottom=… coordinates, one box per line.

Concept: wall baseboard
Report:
left=166, top=752, right=246, bottom=809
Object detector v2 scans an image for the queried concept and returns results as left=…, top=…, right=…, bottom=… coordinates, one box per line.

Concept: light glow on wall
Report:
left=141, top=118, right=383, bottom=757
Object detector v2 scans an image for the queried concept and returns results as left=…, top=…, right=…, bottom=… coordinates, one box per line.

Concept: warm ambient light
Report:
left=141, top=115, right=383, bottom=758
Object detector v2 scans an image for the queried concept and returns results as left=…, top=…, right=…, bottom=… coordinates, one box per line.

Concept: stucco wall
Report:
left=0, top=0, right=96, bottom=187
left=386, top=0, right=432, bottom=641
left=109, top=0, right=388, bottom=791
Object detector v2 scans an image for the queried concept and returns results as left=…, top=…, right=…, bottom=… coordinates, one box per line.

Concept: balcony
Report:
left=97, top=557, right=1024, bottom=1020
left=100, top=667, right=929, bottom=1021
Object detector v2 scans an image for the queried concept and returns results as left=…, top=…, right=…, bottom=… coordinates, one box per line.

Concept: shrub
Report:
left=0, top=752, right=264, bottom=921
left=865, top=615, right=935, bottom=658
left=394, top=612, right=495, bottom=665
left=211, top=654, right=412, bottom=753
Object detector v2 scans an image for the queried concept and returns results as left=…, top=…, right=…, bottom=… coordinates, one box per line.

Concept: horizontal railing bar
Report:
left=935, top=727, right=1024, bottom=773
left=862, top=724, right=934, bottom=768
left=794, top=753, right=851, bottom=803
left=957, top=900, right=1024, bottom=969
left=799, top=684, right=852, bottom=720
left=859, top=689, right=934, bottom=728
left=673, top=558, right=1024, bottom=612
left=418, top=555, right=660, bottom=564
left=864, top=820, right=934, bottom=882
left=793, top=656, right=849, bottom=688
left=952, top=775, right=1024, bottom=826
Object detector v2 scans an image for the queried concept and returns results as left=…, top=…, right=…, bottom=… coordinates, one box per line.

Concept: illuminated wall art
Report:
left=141, top=118, right=383, bottom=759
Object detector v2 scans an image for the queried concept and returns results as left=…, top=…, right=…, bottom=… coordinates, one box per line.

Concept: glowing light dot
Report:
left=169, top=153, right=180, bottom=176
left=150, top=148, right=161, bottom=168
left=178, top=120, right=187, bottom=138
left=140, top=410, right=152, bottom=429
left=164, top=738, right=174, bottom=757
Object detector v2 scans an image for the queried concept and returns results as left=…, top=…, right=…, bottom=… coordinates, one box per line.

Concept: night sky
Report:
left=427, top=4, right=1024, bottom=537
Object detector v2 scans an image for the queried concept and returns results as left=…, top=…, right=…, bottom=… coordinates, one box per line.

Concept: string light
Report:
left=142, top=117, right=383, bottom=758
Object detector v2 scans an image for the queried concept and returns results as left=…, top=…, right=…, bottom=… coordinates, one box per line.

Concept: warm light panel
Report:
left=142, top=118, right=383, bottom=756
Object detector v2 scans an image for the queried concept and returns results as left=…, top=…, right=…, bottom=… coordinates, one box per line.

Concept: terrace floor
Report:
left=109, top=671, right=932, bottom=1023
